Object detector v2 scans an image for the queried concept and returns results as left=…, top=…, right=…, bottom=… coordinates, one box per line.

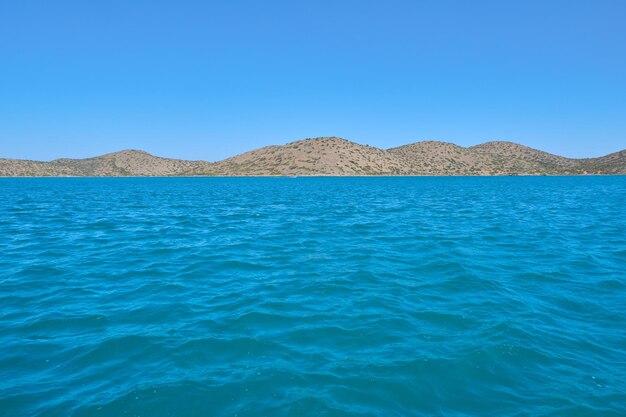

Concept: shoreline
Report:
left=1, top=174, right=624, bottom=179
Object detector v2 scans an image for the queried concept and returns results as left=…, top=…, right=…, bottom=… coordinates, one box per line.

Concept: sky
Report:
left=1, top=0, right=625, bottom=161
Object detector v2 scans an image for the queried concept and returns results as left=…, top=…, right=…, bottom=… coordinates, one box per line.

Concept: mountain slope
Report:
left=0, top=150, right=211, bottom=177
left=387, top=140, right=617, bottom=175
left=0, top=138, right=624, bottom=176
left=51, top=150, right=212, bottom=176
left=467, top=141, right=581, bottom=174
left=206, top=137, right=408, bottom=176
left=387, top=141, right=483, bottom=175
left=0, top=158, right=79, bottom=177
left=577, top=150, right=626, bottom=175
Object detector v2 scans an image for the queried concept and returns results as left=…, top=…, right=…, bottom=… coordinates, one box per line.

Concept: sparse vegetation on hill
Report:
left=1, top=137, right=624, bottom=176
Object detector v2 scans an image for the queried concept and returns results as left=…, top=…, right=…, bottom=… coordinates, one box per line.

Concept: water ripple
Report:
left=1, top=177, right=625, bottom=416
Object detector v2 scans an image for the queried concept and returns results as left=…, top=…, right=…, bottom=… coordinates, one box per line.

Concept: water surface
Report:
left=1, top=177, right=625, bottom=416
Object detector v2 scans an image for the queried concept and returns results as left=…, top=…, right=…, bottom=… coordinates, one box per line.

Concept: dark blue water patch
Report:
left=1, top=177, right=625, bottom=416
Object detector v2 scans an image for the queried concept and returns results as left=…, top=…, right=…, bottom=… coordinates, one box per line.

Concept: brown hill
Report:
left=0, top=158, right=77, bottom=177
left=576, top=150, right=626, bottom=175
left=467, top=141, right=581, bottom=174
left=205, top=137, right=407, bottom=176
left=0, top=137, right=624, bottom=176
left=0, top=150, right=211, bottom=177
left=387, top=140, right=585, bottom=175
left=387, top=141, right=482, bottom=175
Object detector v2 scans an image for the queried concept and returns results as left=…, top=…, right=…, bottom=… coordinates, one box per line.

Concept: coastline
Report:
left=1, top=173, right=624, bottom=179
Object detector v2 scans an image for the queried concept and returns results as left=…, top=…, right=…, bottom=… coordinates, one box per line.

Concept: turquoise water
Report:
left=1, top=177, right=625, bottom=416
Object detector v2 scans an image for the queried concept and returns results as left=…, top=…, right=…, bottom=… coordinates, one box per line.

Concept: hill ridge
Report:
left=1, top=137, right=624, bottom=176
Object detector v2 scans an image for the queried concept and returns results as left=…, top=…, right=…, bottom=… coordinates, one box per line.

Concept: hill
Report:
left=0, top=150, right=211, bottom=177
left=205, top=137, right=407, bottom=176
left=1, top=138, right=624, bottom=176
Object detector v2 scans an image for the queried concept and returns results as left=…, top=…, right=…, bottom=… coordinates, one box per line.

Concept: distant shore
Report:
left=1, top=137, right=624, bottom=177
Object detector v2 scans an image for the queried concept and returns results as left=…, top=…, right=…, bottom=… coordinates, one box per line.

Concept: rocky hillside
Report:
left=387, top=141, right=584, bottom=175
left=1, top=137, right=624, bottom=176
left=205, top=137, right=406, bottom=176
left=0, top=150, right=211, bottom=177
left=209, top=138, right=625, bottom=176
left=577, top=150, right=626, bottom=175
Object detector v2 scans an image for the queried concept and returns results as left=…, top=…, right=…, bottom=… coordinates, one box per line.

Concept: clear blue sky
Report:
left=1, top=0, right=625, bottom=161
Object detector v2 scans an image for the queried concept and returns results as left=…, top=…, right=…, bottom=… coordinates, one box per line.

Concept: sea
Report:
left=1, top=177, right=625, bottom=416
